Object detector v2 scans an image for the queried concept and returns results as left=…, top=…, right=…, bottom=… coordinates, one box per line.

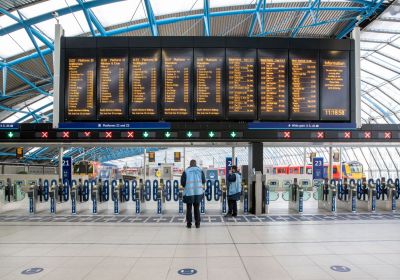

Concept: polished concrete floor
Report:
left=1, top=213, right=400, bottom=280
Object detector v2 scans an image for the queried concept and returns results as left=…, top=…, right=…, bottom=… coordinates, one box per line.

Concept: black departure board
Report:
left=290, top=50, right=319, bottom=120
left=66, top=57, right=96, bottom=120
left=162, top=48, right=193, bottom=120
left=258, top=49, right=288, bottom=120
left=129, top=49, right=160, bottom=120
left=61, top=37, right=355, bottom=125
left=320, top=51, right=350, bottom=121
left=226, top=49, right=257, bottom=119
left=194, top=48, right=225, bottom=120
left=98, top=53, right=128, bottom=119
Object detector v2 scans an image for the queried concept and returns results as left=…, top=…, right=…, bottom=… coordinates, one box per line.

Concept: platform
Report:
left=1, top=213, right=400, bottom=280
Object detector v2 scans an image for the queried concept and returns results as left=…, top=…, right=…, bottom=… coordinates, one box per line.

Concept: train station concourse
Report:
left=2, top=0, right=400, bottom=279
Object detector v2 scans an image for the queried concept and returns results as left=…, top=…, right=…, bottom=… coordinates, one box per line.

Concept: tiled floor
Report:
left=0, top=213, right=400, bottom=280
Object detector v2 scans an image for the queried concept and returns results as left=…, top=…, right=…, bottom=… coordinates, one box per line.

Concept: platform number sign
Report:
left=225, top=157, right=237, bottom=182
left=312, top=157, right=324, bottom=180
left=62, top=157, right=72, bottom=188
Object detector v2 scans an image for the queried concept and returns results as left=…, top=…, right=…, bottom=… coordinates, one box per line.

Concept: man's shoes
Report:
left=224, top=213, right=232, bottom=218
left=195, top=224, right=200, bottom=228
left=186, top=224, right=192, bottom=229
left=232, top=214, right=237, bottom=217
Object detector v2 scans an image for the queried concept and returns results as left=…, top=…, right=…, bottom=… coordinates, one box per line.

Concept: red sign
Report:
left=283, top=131, right=291, bottom=139
left=62, top=131, right=70, bottom=138
left=317, top=131, right=324, bottom=139
left=84, top=131, right=91, bottom=137
left=41, top=131, right=48, bottom=138
left=344, top=131, right=351, bottom=139
left=364, top=131, right=371, bottom=139
left=127, top=131, right=134, bottom=138
left=105, top=131, right=112, bottom=138
left=384, top=131, right=392, bottom=139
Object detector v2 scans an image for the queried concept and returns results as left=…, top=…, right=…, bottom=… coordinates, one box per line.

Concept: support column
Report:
left=303, top=147, right=307, bottom=174
left=329, top=146, right=333, bottom=181
left=143, top=148, right=147, bottom=181
left=53, top=23, right=64, bottom=128
left=352, top=26, right=361, bottom=128
left=232, top=147, right=236, bottom=167
left=59, top=146, right=64, bottom=180
left=248, top=142, right=264, bottom=214
left=183, top=147, right=186, bottom=170
left=2, top=65, right=6, bottom=96
left=339, top=147, right=343, bottom=180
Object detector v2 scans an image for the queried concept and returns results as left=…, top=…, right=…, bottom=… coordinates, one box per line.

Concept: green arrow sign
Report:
left=165, top=131, right=171, bottom=138
left=208, top=131, right=215, bottom=138
left=143, top=131, right=149, bottom=138
left=7, top=132, right=14, bottom=138
left=186, top=131, right=193, bottom=138
left=230, top=131, right=237, bottom=138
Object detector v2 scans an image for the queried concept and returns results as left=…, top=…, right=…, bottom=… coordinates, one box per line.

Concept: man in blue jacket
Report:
left=181, top=160, right=206, bottom=228
left=225, top=165, right=241, bottom=217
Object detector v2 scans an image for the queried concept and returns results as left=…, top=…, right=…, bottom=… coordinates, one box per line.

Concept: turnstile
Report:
left=357, top=178, right=376, bottom=212
left=289, top=178, right=303, bottom=214
left=318, top=178, right=337, bottom=213
left=337, top=179, right=357, bottom=213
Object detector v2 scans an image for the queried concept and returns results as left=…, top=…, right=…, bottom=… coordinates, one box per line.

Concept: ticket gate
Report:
left=241, top=180, right=249, bottom=214
left=70, top=182, right=77, bottom=215
left=112, top=179, right=126, bottom=214
left=220, top=179, right=227, bottom=214
left=156, top=179, right=165, bottom=214
left=375, top=178, right=395, bottom=211
left=49, top=180, right=58, bottom=214
left=133, top=179, right=146, bottom=214
left=178, top=185, right=184, bottom=215
left=289, top=178, right=303, bottom=213
left=0, top=179, right=25, bottom=204
left=356, top=178, right=375, bottom=212
left=264, top=179, right=279, bottom=214
left=384, top=178, right=397, bottom=212
left=318, top=178, right=337, bottom=213
left=91, top=180, right=101, bottom=214
left=336, top=178, right=357, bottom=213
left=26, top=181, right=37, bottom=214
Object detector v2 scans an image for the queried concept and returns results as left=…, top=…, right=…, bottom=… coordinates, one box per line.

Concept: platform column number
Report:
left=148, top=152, right=155, bottom=163
left=16, top=147, right=23, bottom=159
left=174, top=152, right=181, bottom=163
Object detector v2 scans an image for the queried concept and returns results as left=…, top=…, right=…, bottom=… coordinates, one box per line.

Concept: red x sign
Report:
left=127, top=131, right=134, bottom=138
left=384, top=131, right=392, bottom=139
left=344, top=131, right=351, bottom=139
left=283, top=131, right=291, bottom=139
left=62, top=131, right=70, bottom=138
left=105, top=131, right=112, bottom=138
left=317, top=131, right=324, bottom=139
left=41, top=131, right=48, bottom=138
left=364, top=131, right=371, bottom=139
left=84, top=131, right=91, bottom=137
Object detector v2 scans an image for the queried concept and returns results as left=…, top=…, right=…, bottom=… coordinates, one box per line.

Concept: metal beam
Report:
left=363, top=28, right=400, bottom=35
left=16, top=11, right=53, bottom=78
left=203, top=0, right=211, bottom=36
left=76, top=0, right=96, bottom=36
left=143, top=0, right=158, bottom=36
left=2, top=66, right=6, bottom=96
left=291, top=0, right=320, bottom=37
left=7, top=67, right=51, bottom=97
left=248, top=0, right=264, bottom=37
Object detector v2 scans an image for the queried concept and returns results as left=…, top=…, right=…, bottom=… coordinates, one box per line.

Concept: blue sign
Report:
left=0, top=123, right=19, bottom=130
left=226, top=157, right=237, bottom=182
left=330, top=266, right=351, bottom=272
left=62, top=157, right=72, bottom=187
left=21, top=268, right=44, bottom=275
left=248, top=122, right=356, bottom=130
left=177, top=268, right=197, bottom=276
left=312, top=157, right=324, bottom=180
left=58, top=122, right=170, bottom=130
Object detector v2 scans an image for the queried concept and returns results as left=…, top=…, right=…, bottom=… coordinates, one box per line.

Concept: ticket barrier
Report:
left=112, top=179, right=126, bottom=214
left=395, top=179, right=400, bottom=209
left=318, top=178, right=337, bottom=213
left=133, top=179, right=146, bottom=214
left=337, top=178, right=357, bottom=213
left=25, top=181, right=37, bottom=214
left=0, top=179, right=24, bottom=204
left=49, top=180, right=58, bottom=214
left=382, top=178, right=397, bottom=212
left=264, top=179, right=279, bottom=214
left=156, top=179, right=165, bottom=214
left=178, top=185, right=184, bottom=215
left=356, top=179, right=375, bottom=212
left=240, top=180, right=249, bottom=214
left=220, top=179, right=227, bottom=214
left=289, top=178, right=303, bottom=214
left=375, top=178, right=395, bottom=211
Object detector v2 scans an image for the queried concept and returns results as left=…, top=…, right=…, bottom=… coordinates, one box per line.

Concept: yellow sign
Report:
left=148, top=152, right=155, bottom=163
left=174, top=152, right=181, bottom=162
left=16, top=147, right=23, bottom=159
left=156, top=170, right=161, bottom=178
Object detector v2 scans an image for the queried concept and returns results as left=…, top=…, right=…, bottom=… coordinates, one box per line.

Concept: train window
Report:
left=300, top=167, right=304, bottom=174
left=306, top=168, right=312, bottom=174
left=289, top=168, right=293, bottom=174
left=273, top=168, right=276, bottom=174
left=333, top=167, right=337, bottom=173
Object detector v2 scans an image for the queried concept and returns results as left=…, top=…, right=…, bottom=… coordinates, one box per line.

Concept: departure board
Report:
left=129, top=49, right=160, bottom=120
left=290, top=51, right=319, bottom=120
left=66, top=57, right=96, bottom=120
left=162, top=48, right=193, bottom=120
left=194, top=48, right=225, bottom=119
left=98, top=55, right=128, bottom=119
left=227, top=49, right=257, bottom=119
left=258, top=49, right=288, bottom=120
left=320, top=51, right=350, bottom=121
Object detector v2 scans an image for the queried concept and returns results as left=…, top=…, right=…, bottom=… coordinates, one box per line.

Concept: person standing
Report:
left=181, top=160, right=206, bottom=228
left=225, top=165, right=242, bottom=217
